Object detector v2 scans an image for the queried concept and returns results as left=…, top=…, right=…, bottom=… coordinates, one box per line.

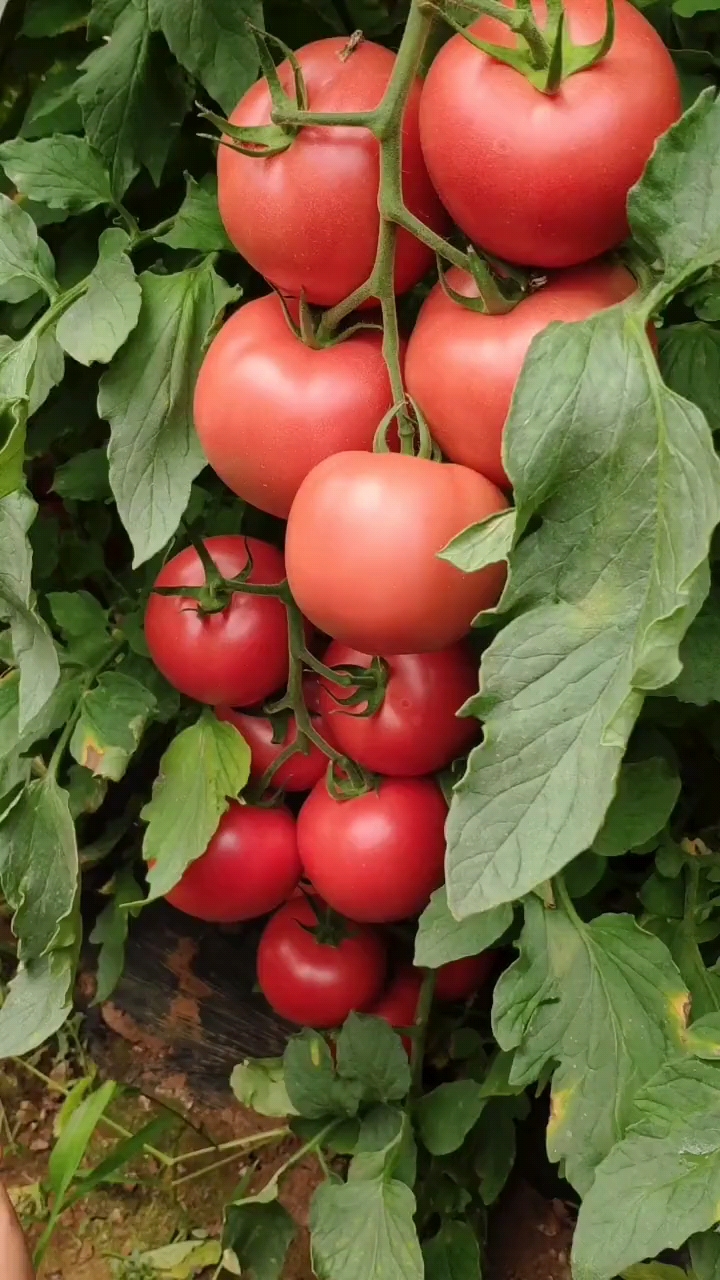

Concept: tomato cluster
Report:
left=145, top=0, right=680, bottom=1032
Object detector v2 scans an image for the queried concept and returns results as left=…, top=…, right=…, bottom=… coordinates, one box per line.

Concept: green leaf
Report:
left=621, top=1267, right=688, bottom=1280
left=284, top=1029, right=362, bottom=1120
left=0, top=493, right=59, bottom=729
left=335, top=1013, right=411, bottom=1105
left=650, top=917, right=720, bottom=1021
left=20, top=62, right=84, bottom=140
left=0, top=135, right=113, bottom=216
left=592, top=757, right=681, bottom=857
left=492, top=896, right=688, bottom=1193
left=48, top=588, right=108, bottom=640
left=89, top=868, right=141, bottom=1003
left=473, top=1096, right=518, bottom=1205
left=100, top=260, right=239, bottom=565
left=223, top=1200, right=296, bottom=1280
left=67, top=764, right=107, bottom=819
left=665, top=588, right=720, bottom=705
left=445, top=305, right=720, bottom=916
left=0, top=937, right=78, bottom=1059
left=0, top=400, right=27, bottom=501
left=147, top=0, right=262, bottom=114
left=230, top=1059, right=298, bottom=1118
left=48, top=1078, right=116, bottom=1199
left=439, top=508, right=517, bottom=574
left=0, top=328, right=65, bottom=415
left=72, top=1112, right=175, bottom=1200
left=136, top=1239, right=222, bottom=1278
left=0, top=775, right=78, bottom=960
left=141, top=711, right=251, bottom=899
left=56, top=229, right=141, bottom=366
left=158, top=175, right=233, bottom=253
left=572, top=1058, right=720, bottom=1280
left=71, top=672, right=156, bottom=781
left=414, top=886, right=511, bottom=968
left=660, top=324, right=720, bottom=434
left=422, top=1221, right=482, bottom=1280
left=416, top=1080, right=486, bottom=1156
left=22, top=0, right=90, bottom=37
left=53, top=448, right=110, bottom=502
left=681, top=1011, right=720, bottom=1059
left=690, top=1230, right=720, bottom=1280
left=311, top=1175, right=423, bottom=1280
left=0, top=193, right=57, bottom=302
left=628, top=91, right=720, bottom=289
left=78, top=0, right=191, bottom=198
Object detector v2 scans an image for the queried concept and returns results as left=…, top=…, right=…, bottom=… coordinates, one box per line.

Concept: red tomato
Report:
left=318, top=639, right=479, bottom=776
left=371, top=965, right=423, bottom=1029
left=286, top=453, right=508, bottom=653
left=257, top=896, right=387, bottom=1027
left=406, top=261, right=639, bottom=490
left=297, top=777, right=447, bottom=923
left=165, top=802, right=300, bottom=923
left=145, top=536, right=288, bottom=706
left=194, top=294, right=398, bottom=519
left=216, top=703, right=327, bottom=793
left=434, top=953, right=496, bottom=1003
left=419, top=0, right=681, bottom=268
left=218, top=38, right=447, bottom=306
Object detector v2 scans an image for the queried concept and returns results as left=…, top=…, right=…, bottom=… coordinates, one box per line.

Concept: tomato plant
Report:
left=217, top=700, right=327, bottom=792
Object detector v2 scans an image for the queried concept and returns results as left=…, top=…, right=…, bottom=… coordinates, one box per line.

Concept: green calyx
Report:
left=436, top=0, right=615, bottom=95
left=199, top=26, right=308, bottom=157
left=275, top=289, right=382, bottom=351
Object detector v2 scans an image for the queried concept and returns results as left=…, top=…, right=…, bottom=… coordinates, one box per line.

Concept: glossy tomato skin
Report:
left=216, top=704, right=327, bottom=793
left=257, top=897, right=387, bottom=1027
left=286, top=453, right=508, bottom=653
left=419, top=0, right=681, bottom=267
left=165, top=802, right=300, bottom=923
left=406, top=261, right=639, bottom=490
left=218, top=38, right=447, bottom=306
left=194, top=294, right=400, bottom=519
left=145, top=537, right=288, bottom=706
left=318, top=639, right=479, bottom=776
left=371, top=965, right=423, bottom=1027
left=434, top=953, right=496, bottom=1003
left=297, top=777, right=447, bottom=923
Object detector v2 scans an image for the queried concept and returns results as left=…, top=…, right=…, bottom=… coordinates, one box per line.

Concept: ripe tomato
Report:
left=216, top=701, right=327, bottom=793
left=297, top=777, right=447, bottom=923
left=165, top=802, right=300, bottom=923
left=145, top=536, right=288, bottom=706
left=318, top=639, right=479, bottom=776
left=419, top=0, right=681, bottom=268
left=286, top=453, right=508, bottom=653
left=434, top=953, right=496, bottom=1003
left=371, top=965, right=423, bottom=1028
left=194, top=294, right=398, bottom=519
left=217, top=38, right=447, bottom=306
left=257, top=896, right=387, bottom=1027
left=406, top=261, right=639, bottom=490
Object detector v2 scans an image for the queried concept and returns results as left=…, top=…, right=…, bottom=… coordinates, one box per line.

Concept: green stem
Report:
left=47, top=638, right=124, bottom=781
left=410, top=969, right=436, bottom=1094
left=554, top=872, right=583, bottom=925
left=171, top=1130, right=288, bottom=1187
left=170, top=1127, right=290, bottom=1166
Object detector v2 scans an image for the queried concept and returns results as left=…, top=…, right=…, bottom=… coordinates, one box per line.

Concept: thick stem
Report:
left=410, top=968, right=436, bottom=1094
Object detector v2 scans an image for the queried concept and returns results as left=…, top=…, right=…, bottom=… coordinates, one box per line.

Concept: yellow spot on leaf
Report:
left=548, top=1085, right=574, bottom=1134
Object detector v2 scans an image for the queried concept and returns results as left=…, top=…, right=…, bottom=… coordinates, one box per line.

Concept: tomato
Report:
left=406, top=261, right=639, bottom=490
left=145, top=536, right=288, bottom=706
left=419, top=0, right=681, bottom=268
left=216, top=701, right=327, bottom=793
left=297, top=777, right=447, bottom=923
left=194, top=294, right=399, bottom=519
left=286, top=453, right=508, bottom=653
left=371, top=965, right=423, bottom=1029
left=257, top=896, right=387, bottom=1027
left=217, top=38, right=447, bottom=306
left=434, top=953, right=496, bottom=1003
left=318, top=639, right=479, bottom=776
left=165, top=802, right=300, bottom=923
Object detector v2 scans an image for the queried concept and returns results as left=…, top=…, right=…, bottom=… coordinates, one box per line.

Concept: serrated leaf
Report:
left=690, top=1230, right=720, bottom=1280
left=473, top=1096, right=518, bottom=1205
left=0, top=935, right=78, bottom=1059
left=665, top=588, right=720, bottom=705
left=445, top=304, right=720, bottom=916
left=67, top=764, right=107, bottom=819
left=57, top=229, right=141, bottom=366
left=0, top=775, right=78, bottom=960
left=650, top=917, right=720, bottom=1021
left=78, top=0, right=191, bottom=198
left=492, top=897, right=688, bottom=1193
left=284, top=1029, right=362, bottom=1120
left=417, top=1080, right=486, bottom=1156
left=0, top=399, right=27, bottom=501
left=71, top=672, right=156, bottom=780
left=0, top=135, right=113, bottom=216
left=22, top=0, right=90, bottom=37
left=0, top=492, right=59, bottom=728
left=422, top=1220, right=482, bottom=1280
left=223, top=1200, right=295, bottom=1280
left=414, top=887, right=511, bottom=968
left=0, top=327, right=65, bottom=415
left=0, top=193, right=57, bottom=302
left=141, top=710, right=251, bottom=899
left=335, top=1014, right=411, bottom=1105
left=20, top=63, right=84, bottom=140
left=230, top=1059, right=298, bottom=1118
left=572, top=1058, right=720, bottom=1280
left=660, top=324, right=720, bottom=434
left=100, top=259, right=239, bottom=565
left=53, top=447, right=110, bottom=502
left=311, top=1174, right=422, bottom=1280
left=439, top=509, right=517, bottom=574
left=148, top=0, right=262, bottom=115
left=592, top=757, right=681, bottom=857
left=158, top=175, right=233, bottom=253
left=48, top=589, right=108, bottom=639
